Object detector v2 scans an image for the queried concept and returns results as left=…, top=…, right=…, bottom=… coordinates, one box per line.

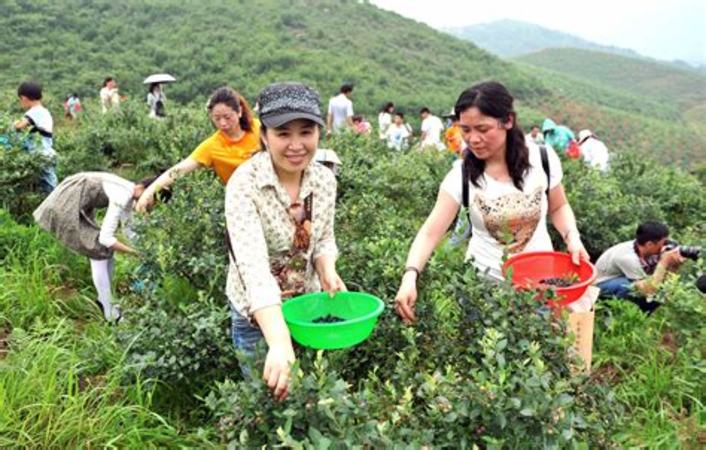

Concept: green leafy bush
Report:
left=205, top=266, right=620, bottom=448
left=0, top=136, right=51, bottom=221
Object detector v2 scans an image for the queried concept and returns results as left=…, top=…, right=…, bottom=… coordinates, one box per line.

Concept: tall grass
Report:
left=0, top=319, right=213, bottom=448
left=0, top=213, right=215, bottom=447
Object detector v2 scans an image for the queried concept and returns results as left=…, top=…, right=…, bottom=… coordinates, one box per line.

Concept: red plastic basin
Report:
left=502, top=251, right=596, bottom=307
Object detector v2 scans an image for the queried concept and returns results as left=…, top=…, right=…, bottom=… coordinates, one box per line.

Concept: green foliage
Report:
left=118, top=172, right=238, bottom=390
left=131, top=171, right=228, bottom=296
left=560, top=151, right=706, bottom=259
left=0, top=130, right=50, bottom=221
left=57, top=99, right=210, bottom=178
left=205, top=273, right=620, bottom=448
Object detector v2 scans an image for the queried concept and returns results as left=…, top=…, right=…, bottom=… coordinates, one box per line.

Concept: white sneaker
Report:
left=105, top=304, right=122, bottom=323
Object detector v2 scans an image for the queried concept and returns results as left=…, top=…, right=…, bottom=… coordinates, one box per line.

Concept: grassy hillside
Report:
left=0, top=0, right=704, bottom=165
left=0, top=0, right=538, bottom=113
left=518, top=48, right=706, bottom=114
left=447, top=19, right=642, bottom=59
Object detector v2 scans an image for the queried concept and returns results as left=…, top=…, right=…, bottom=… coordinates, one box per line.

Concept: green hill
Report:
left=0, top=0, right=534, bottom=112
left=517, top=48, right=706, bottom=115
left=0, top=0, right=704, bottom=165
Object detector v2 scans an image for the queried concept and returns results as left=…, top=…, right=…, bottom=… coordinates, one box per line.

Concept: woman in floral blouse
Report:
left=225, top=82, right=345, bottom=400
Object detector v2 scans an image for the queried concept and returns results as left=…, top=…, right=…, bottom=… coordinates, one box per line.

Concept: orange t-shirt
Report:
left=445, top=124, right=463, bottom=155
left=189, top=125, right=261, bottom=184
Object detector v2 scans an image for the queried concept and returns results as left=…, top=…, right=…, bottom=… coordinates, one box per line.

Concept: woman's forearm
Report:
left=314, top=254, right=336, bottom=277
left=143, top=158, right=201, bottom=199
left=551, top=203, right=580, bottom=243
left=253, top=306, right=293, bottom=349
left=111, top=240, right=138, bottom=254
left=405, top=222, right=447, bottom=271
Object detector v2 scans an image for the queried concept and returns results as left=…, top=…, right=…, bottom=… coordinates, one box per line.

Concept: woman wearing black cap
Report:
left=224, top=82, right=345, bottom=400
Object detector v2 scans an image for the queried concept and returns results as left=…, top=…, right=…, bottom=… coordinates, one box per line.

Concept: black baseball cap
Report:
left=258, top=82, right=325, bottom=129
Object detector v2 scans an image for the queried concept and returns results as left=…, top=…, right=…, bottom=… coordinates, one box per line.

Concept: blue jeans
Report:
left=597, top=276, right=634, bottom=299
left=597, top=276, right=661, bottom=314
left=39, top=163, right=57, bottom=194
left=230, top=307, right=264, bottom=379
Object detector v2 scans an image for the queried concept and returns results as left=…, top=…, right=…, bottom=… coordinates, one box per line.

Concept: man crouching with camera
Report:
left=594, top=221, right=701, bottom=313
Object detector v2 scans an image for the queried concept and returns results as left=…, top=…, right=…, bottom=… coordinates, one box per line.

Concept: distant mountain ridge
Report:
left=446, top=19, right=643, bottom=59
left=517, top=48, right=706, bottom=114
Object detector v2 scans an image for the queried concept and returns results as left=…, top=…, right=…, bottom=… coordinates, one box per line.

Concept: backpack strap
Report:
left=461, top=152, right=471, bottom=225
left=24, top=114, right=53, bottom=138
left=539, top=144, right=550, bottom=197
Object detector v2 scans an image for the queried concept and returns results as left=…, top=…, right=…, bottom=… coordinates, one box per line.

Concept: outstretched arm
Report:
left=135, top=157, right=202, bottom=212
left=395, top=190, right=459, bottom=323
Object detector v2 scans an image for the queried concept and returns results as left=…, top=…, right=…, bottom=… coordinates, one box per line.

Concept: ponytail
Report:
left=207, top=86, right=253, bottom=132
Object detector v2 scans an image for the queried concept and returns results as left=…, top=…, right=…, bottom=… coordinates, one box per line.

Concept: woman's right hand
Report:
left=395, top=272, right=418, bottom=323
left=135, top=192, right=154, bottom=213
left=263, top=342, right=296, bottom=401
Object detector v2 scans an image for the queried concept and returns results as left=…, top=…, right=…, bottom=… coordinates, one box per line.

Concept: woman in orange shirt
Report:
left=136, top=87, right=260, bottom=211
left=444, top=113, right=464, bottom=157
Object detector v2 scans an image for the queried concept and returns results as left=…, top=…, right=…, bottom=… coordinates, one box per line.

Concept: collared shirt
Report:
left=225, top=151, right=338, bottom=320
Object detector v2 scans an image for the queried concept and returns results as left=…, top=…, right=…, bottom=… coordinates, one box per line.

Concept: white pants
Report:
left=89, top=257, right=120, bottom=320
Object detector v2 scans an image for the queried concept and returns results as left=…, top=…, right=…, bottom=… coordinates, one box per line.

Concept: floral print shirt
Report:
left=225, top=151, right=338, bottom=320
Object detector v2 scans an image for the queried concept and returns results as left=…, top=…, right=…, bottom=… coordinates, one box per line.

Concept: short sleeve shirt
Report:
left=385, top=124, right=412, bottom=150
left=594, top=240, right=646, bottom=284
left=189, top=127, right=261, bottom=184
left=100, top=87, right=120, bottom=113
left=440, top=142, right=563, bottom=280
left=224, top=151, right=338, bottom=320
left=328, top=94, right=354, bottom=131
left=25, top=105, right=54, bottom=156
left=421, top=115, right=444, bottom=146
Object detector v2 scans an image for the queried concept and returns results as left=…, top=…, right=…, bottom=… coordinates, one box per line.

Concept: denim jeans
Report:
left=597, top=276, right=661, bottom=314
left=39, top=163, right=57, bottom=194
left=230, top=307, right=264, bottom=379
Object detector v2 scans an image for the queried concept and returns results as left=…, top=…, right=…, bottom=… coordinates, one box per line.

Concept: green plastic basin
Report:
left=281, top=291, right=384, bottom=349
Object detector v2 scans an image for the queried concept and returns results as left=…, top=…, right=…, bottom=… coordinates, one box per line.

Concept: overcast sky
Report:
left=370, top=0, right=706, bottom=65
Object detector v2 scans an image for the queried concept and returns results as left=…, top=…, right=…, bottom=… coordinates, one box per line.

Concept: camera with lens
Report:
left=663, top=239, right=702, bottom=261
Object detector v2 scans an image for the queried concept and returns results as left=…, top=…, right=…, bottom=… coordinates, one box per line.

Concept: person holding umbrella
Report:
left=135, top=86, right=260, bottom=211
left=144, top=73, right=175, bottom=119
left=147, top=83, right=166, bottom=118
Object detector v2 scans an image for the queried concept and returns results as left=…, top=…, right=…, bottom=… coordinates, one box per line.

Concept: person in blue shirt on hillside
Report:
left=14, top=81, right=57, bottom=193
left=542, top=118, right=575, bottom=153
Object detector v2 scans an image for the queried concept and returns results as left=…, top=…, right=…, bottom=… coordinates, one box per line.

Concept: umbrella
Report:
left=143, top=73, right=176, bottom=85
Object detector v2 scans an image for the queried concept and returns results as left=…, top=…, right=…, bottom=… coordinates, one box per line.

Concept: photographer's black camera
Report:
left=664, top=239, right=702, bottom=261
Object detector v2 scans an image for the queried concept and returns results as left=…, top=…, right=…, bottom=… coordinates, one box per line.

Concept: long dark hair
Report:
left=207, top=87, right=253, bottom=132
left=454, top=81, right=529, bottom=191
left=380, top=102, right=394, bottom=113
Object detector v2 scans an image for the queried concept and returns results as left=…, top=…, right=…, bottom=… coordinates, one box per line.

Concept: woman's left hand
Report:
left=566, top=234, right=590, bottom=265
left=319, top=268, right=347, bottom=297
